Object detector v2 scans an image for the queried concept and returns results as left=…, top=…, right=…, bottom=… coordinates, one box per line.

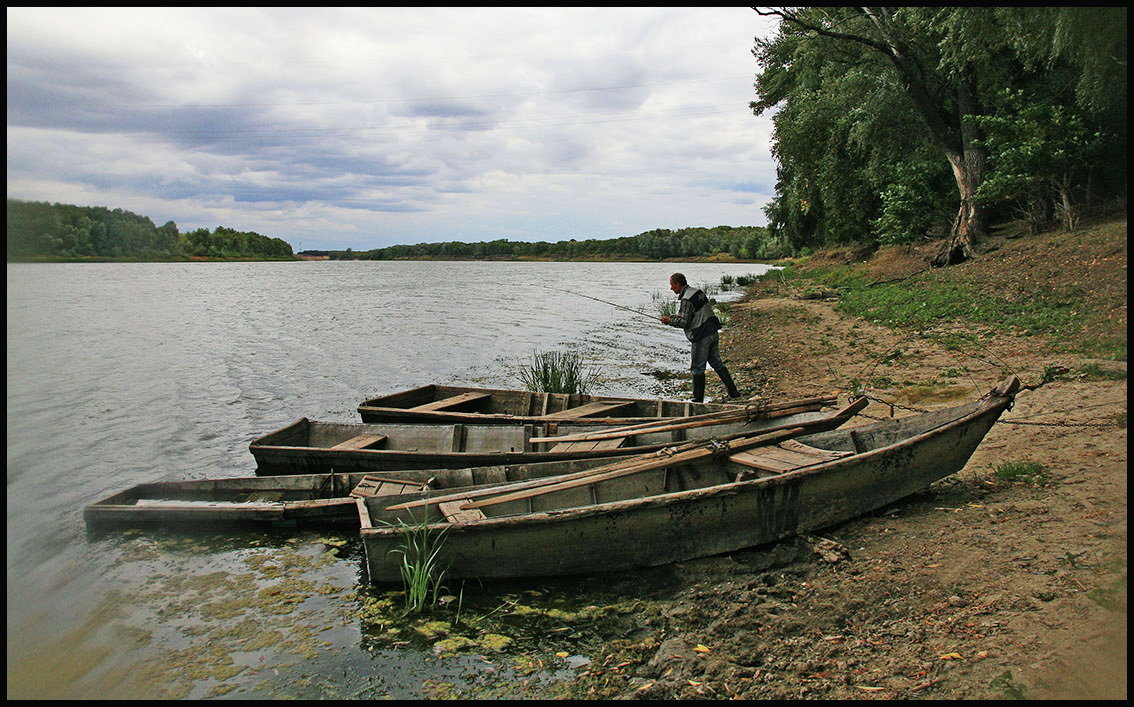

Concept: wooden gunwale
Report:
left=356, top=385, right=833, bottom=426
left=358, top=383, right=1016, bottom=551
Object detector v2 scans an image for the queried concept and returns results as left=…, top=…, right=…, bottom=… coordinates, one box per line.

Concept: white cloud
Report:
left=6, top=7, right=780, bottom=250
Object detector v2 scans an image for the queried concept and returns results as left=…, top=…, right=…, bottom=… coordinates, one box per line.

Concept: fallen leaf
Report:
left=694, top=644, right=711, bottom=653
left=555, top=652, right=569, bottom=658
left=939, top=652, right=963, bottom=660
left=855, top=686, right=886, bottom=692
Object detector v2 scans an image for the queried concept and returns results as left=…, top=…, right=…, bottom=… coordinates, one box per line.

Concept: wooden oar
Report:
left=459, top=426, right=807, bottom=511
left=528, top=402, right=829, bottom=445
left=384, top=397, right=867, bottom=515
left=528, top=394, right=837, bottom=444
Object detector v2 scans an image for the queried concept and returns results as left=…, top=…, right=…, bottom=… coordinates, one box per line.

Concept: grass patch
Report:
left=517, top=349, right=600, bottom=394
left=993, top=460, right=1049, bottom=486
left=765, top=228, right=1127, bottom=361
left=1077, top=363, right=1127, bottom=381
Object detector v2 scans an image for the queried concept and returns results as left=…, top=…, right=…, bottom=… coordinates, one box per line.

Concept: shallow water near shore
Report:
left=6, top=259, right=772, bottom=699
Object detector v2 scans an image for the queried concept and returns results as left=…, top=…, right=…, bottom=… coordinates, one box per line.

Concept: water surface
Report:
left=6, top=259, right=773, bottom=699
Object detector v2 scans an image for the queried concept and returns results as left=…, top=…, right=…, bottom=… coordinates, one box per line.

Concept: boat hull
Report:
left=249, top=410, right=839, bottom=476
left=358, top=378, right=1018, bottom=581
left=356, top=384, right=755, bottom=425
left=83, top=458, right=616, bottom=530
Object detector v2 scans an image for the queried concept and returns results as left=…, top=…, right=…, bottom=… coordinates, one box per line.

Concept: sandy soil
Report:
left=570, top=228, right=1127, bottom=700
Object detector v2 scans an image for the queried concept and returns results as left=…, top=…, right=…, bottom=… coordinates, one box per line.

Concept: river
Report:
left=6, top=259, right=774, bottom=699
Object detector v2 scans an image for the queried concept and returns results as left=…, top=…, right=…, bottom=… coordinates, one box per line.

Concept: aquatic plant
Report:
left=651, top=290, right=677, bottom=318
left=518, top=349, right=600, bottom=394
left=383, top=511, right=450, bottom=615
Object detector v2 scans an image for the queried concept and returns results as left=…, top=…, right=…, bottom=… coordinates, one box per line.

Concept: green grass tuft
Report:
left=518, top=349, right=600, bottom=394
left=993, top=460, right=1049, bottom=486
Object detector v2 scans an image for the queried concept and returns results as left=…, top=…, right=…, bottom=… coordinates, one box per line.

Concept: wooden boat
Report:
left=82, top=457, right=616, bottom=530
left=357, top=385, right=814, bottom=425
left=249, top=397, right=859, bottom=477
left=356, top=376, right=1021, bottom=583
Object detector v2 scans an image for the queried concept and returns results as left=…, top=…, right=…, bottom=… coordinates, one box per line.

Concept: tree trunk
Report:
left=932, top=72, right=987, bottom=267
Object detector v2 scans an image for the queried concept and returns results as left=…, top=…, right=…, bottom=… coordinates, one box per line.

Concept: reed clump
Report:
left=518, top=349, right=600, bottom=394
left=384, top=511, right=450, bottom=615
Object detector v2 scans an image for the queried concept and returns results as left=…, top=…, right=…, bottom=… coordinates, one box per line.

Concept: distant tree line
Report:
left=751, top=7, right=1127, bottom=265
left=6, top=199, right=294, bottom=260
left=309, top=225, right=781, bottom=261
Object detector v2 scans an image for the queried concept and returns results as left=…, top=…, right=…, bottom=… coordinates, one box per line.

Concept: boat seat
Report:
left=541, top=400, right=637, bottom=419
left=349, top=475, right=427, bottom=498
left=438, top=499, right=487, bottom=523
left=731, top=440, right=852, bottom=479
left=331, top=434, right=388, bottom=450
left=408, top=392, right=491, bottom=412
left=548, top=436, right=628, bottom=452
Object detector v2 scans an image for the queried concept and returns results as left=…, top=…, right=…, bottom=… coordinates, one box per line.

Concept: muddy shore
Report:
left=565, top=226, right=1127, bottom=700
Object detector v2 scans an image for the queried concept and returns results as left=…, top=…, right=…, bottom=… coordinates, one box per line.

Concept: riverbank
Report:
left=564, top=216, right=1127, bottom=699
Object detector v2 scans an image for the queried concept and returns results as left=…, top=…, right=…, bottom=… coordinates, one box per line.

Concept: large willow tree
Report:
left=752, top=7, right=1126, bottom=264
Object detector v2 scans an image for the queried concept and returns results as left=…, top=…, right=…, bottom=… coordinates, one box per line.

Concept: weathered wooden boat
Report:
left=357, top=385, right=827, bottom=425
left=249, top=396, right=859, bottom=476
left=82, top=457, right=616, bottom=530
left=356, top=376, right=1020, bottom=582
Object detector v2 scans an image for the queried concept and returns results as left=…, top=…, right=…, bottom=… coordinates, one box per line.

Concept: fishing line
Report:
left=535, top=284, right=662, bottom=322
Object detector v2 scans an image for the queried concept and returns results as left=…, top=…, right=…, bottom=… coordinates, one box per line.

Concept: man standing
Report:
left=660, top=272, right=741, bottom=403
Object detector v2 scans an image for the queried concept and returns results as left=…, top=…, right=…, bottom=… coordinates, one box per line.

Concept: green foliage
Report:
left=345, top=225, right=775, bottom=261
left=6, top=199, right=294, bottom=260
left=752, top=7, right=1127, bottom=252
left=517, top=350, right=600, bottom=395
left=651, top=291, right=678, bottom=318
left=974, top=89, right=1117, bottom=231
left=382, top=513, right=451, bottom=615
left=993, top=460, right=1048, bottom=486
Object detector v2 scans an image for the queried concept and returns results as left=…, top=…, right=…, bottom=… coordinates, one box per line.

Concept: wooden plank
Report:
left=408, top=392, right=491, bottom=412
left=350, top=475, right=428, bottom=498
left=531, top=410, right=749, bottom=444
left=331, top=434, right=388, bottom=450
left=729, top=441, right=849, bottom=473
left=458, top=427, right=809, bottom=512
left=541, top=400, right=637, bottom=420
left=549, top=437, right=627, bottom=452
left=439, top=500, right=487, bottom=523
left=778, top=439, right=852, bottom=460
left=729, top=450, right=800, bottom=473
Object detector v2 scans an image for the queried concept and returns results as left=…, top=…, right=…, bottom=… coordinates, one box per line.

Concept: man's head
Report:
left=669, top=272, right=687, bottom=295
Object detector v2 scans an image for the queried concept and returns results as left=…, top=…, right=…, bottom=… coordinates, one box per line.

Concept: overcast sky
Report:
left=7, top=7, right=781, bottom=251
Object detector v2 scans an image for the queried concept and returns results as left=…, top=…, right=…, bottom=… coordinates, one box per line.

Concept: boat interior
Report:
left=359, top=397, right=990, bottom=528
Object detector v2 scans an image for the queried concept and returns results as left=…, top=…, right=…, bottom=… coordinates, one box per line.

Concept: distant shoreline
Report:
left=10, top=254, right=776, bottom=265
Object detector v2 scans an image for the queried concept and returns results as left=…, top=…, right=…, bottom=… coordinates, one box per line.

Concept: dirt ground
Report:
left=570, top=225, right=1127, bottom=700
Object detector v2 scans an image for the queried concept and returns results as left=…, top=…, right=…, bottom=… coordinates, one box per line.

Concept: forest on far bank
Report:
left=6, top=199, right=295, bottom=261
left=304, top=224, right=781, bottom=262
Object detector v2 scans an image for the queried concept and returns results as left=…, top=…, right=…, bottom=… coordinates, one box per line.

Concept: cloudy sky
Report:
left=7, top=7, right=781, bottom=251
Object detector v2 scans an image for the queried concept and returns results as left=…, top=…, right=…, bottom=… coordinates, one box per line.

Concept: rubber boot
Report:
left=692, top=373, right=706, bottom=403
left=717, top=366, right=741, bottom=399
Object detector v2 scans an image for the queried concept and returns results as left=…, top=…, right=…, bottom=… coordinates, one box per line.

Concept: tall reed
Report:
left=518, top=349, right=600, bottom=394
left=651, top=290, right=678, bottom=318
left=384, top=511, right=450, bottom=614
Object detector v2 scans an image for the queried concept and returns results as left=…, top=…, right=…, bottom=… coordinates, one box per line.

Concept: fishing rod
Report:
left=535, top=284, right=663, bottom=322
